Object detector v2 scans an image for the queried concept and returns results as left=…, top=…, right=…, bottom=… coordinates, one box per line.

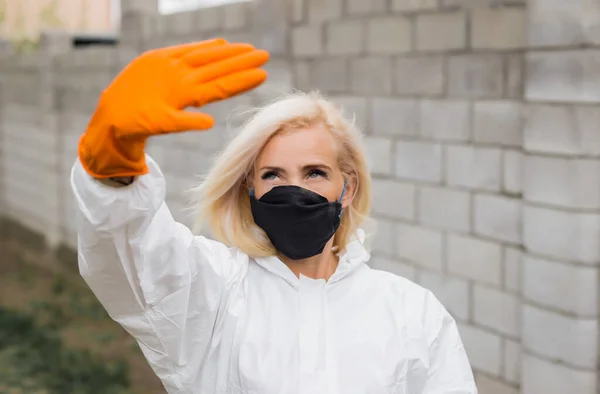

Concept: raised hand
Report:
left=78, top=38, right=269, bottom=179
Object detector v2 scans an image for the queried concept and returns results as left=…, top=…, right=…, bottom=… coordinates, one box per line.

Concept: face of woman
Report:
left=253, top=125, right=352, bottom=208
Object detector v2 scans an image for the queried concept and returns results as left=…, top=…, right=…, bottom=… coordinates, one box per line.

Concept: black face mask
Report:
left=249, top=184, right=346, bottom=260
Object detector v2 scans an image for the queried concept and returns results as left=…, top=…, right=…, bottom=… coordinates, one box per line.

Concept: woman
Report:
left=72, top=38, right=477, bottom=393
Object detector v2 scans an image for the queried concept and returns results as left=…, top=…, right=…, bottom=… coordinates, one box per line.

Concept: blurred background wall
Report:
left=0, top=0, right=117, bottom=42
left=0, top=0, right=598, bottom=393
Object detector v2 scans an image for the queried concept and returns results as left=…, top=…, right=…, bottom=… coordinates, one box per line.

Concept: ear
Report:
left=341, top=178, right=356, bottom=209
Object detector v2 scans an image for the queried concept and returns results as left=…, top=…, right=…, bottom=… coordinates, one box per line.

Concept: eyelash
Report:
left=261, top=169, right=329, bottom=180
left=261, top=171, right=278, bottom=180
left=308, top=169, right=328, bottom=179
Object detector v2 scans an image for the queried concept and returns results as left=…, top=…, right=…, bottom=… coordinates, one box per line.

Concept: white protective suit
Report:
left=71, top=155, right=478, bottom=394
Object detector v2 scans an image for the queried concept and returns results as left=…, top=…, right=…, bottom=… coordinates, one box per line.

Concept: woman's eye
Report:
left=307, top=169, right=328, bottom=179
left=261, top=171, right=278, bottom=180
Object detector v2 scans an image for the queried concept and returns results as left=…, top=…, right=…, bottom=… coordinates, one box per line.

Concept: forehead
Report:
left=256, top=125, right=338, bottom=166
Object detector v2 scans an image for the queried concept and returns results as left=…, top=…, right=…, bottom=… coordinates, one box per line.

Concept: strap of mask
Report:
left=338, top=182, right=347, bottom=218
left=338, top=182, right=347, bottom=203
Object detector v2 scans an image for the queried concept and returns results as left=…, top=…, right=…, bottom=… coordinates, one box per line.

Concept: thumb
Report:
left=163, top=109, right=216, bottom=132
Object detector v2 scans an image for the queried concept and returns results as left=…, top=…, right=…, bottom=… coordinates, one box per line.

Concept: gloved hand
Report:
left=78, top=38, right=269, bottom=179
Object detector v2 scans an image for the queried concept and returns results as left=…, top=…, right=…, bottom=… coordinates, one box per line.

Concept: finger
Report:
left=182, top=43, right=256, bottom=67
left=161, top=38, right=228, bottom=57
left=187, top=68, right=268, bottom=107
left=189, top=49, right=270, bottom=84
left=163, top=109, right=216, bottom=132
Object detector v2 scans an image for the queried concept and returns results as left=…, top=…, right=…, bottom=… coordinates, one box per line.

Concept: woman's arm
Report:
left=421, top=291, right=479, bottom=394
left=71, top=154, right=247, bottom=391
left=70, top=39, right=268, bottom=390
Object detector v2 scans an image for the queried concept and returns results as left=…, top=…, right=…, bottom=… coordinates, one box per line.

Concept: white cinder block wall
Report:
left=0, top=0, right=598, bottom=393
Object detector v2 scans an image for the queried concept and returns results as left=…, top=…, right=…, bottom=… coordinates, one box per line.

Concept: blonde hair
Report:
left=191, top=91, right=372, bottom=258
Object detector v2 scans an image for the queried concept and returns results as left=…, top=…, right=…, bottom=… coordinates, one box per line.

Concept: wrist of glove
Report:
left=78, top=38, right=269, bottom=179
left=109, top=176, right=135, bottom=186
left=97, top=176, right=135, bottom=188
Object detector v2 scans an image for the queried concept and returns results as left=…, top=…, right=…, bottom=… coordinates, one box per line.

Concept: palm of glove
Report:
left=79, top=38, right=269, bottom=178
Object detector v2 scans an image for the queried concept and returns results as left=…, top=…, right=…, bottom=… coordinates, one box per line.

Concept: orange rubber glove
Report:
left=78, top=38, right=269, bottom=179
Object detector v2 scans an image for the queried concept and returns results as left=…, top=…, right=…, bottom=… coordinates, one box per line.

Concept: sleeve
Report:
left=70, top=154, right=248, bottom=391
left=422, top=291, right=479, bottom=394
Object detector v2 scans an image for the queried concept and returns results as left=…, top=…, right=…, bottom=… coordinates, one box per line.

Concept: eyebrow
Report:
left=259, top=163, right=333, bottom=172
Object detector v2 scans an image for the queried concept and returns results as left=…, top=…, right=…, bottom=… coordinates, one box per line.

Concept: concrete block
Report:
left=173, top=124, right=226, bottom=153
left=396, top=141, right=443, bottom=182
left=115, top=47, right=141, bottom=71
left=371, top=98, right=419, bottom=136
left=525, top=156, right=600, bottom=210
left=523, top=304, right=598, bottom=369
left=5, top=130, right=56, bottom=168
left=371, top=218, right=395, bottom=255
left=524, top=104, right=600, bottom=156
left=446, top=145, right=502, bottom=191
left=347, top=0, right=387, bottom=14
left=350, top=57, right=393, bottom=95
left=365, top=137, right=393, bottom=175
left=291, top=0, right=305, bottom=23
left=194, top=6, right=223, bottom=32
left=369, top=256, right=417, bottom=281
left=419, top=186, right=470, bottom=232
left=526, top=50, right=600, bottom=104
left=504, top=246, right=522, bottom=294
left=309, top=58, right=348, bottom=92
left=419, top=270, right=470, bottom=321
left=394, top=55, right=444, bottom=97
left=474, top=285, right=520, bottom=337
left=503, top=150, right=523, bottom=195
left=416, top=12, right=467, bottom=52
left=395, top=223, right=444, bottom=271
left=366, top=16, right=411, bottom=54
left=474, top=194, right=521, bottom=244
left=506, top=54, right=524, bottom=99
left=528, top=0, right=600, bottom=47
left=523, top=204, right=600, bottom=265
left=471, top=7, right=526, bottom=49
left=448, top=54, right=504, bottom=98
left=292, top=26, right=323, bottom=56
left=474, top=101, right=522, bottom=147
left=393, top=0, right=438, bottom=12
left=523, top=255, right=598, bottom=317
left=121, top=0, right=158, bottom=13
left=475, top=374, right=518, bottom=394
left=326, top=20, right=364, bottom=55
left=60, top=47, right=117, bottom=69
left=293, top=61, right=310, bottom=91
left=440, top=0, right=492, bottom=8
left=459, top=324, right=503, bottom=376
left=39, top=31, right=72, bottom=55
left=447, top=234, right=502, bottom=286
left=3, top=105, right=42, bottom=125
left=522, top=354, right=597, bottom=394
left=333, top=96, right=368, bottom=132
left=163, top=11, right=195, bottom=36
left=420, top=100, right=470, bottom=141
left=503, top=339, right=521, bottom=384
left=223, top=2, right=249, bottom=30
left=307, top=0, right=343, bottom=23
left=371, top=179, right=416, bottom=220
